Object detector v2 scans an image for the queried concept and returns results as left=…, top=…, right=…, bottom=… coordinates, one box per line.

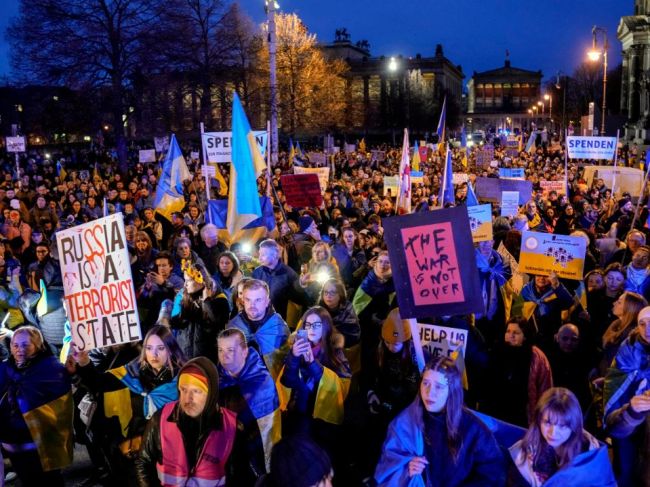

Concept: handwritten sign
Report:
left=519, top=231, right=587, bottom=280
left=467, top=204, right=493, bottom=242
left=280, top=174, right=323, bottom=207
left=294, top=166, right=330, bottom=193
left=476, top=177, right=532, bottom=205
left=57, top=214, right=141, bottom=351
left=139, top=149, right=156, bottom=163
left=384, top=176, right=399, bottom=196
left=539, top=180, right=566, bottom=196
left=383, top=207, right=482, bottom=319
left=5, top=136, right=26, bottom=153
left=501, top=191, right=520, bottom=217
left=154, top=136, right=169, bottom=153
left=418, top=322, right=468, bottom=359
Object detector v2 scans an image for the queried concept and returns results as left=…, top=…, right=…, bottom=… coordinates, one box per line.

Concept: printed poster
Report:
left=467, top=204, right=493, bottom=242
left=500, top=191, right=520, bottom=217
left=383, top=207, right=482, bottom=319
left=519, top=231, right=587, bottom=280
left=384, top=176, right=399, bottom=196
left=57, top=214, right=142, bottom=351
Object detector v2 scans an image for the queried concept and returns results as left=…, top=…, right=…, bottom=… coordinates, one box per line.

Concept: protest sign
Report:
left=499, top=168, right=525, bottom=179
left=5, top=136, right=26, bottom=152
left=190, top=151, right=200, bottom=160
left=280, top=174, right=323, bottom=207
left=418, top=145, right=428, bottom=162
left=467, top=204, right=493, bottom=242
left=519, top=231, right=587, bottom=280
left=476, top=146, right=495, bottom=167
left=307, top=152, right=327, bottom=166
left=138, top=149, right=156, bottom=163
left=383, top=206, right=482, bottom=319
left=202, top=130, right=267, bottom=163
left=201, top=165, right=216, bottom=178
left=371, top=150, right=386, bottom=162
left=566, top=136, right=617, bottom=160
left=581, top=166, right=644, bottom=199
left=344, top=143, right=356, bottom=154
left=154, top=136, right=169, bottom=153
left=505, top=147, right=520, bottom=158
left=384, top=176, right=399, bottom=196
left=539, top=180, right=566, bottom=195
left=452, top=173, right=469, bottom=185
left=501, top=191, right=520, bottom=217
left=418, top=322, right=468, bottom=360
left=476, top=177, right=532, bottom=205
left=57, top=214, right=141, bottom=351
left=506, top=136, right=519, bottom=147
left=294, top=166, right=330, bottom=193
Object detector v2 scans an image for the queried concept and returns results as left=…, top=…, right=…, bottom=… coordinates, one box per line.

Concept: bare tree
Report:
left=7, top=0, right=164, bottom=174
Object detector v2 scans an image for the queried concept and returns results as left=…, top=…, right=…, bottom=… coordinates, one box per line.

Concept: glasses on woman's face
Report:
left=323, top=289, right=338, bottom=297
left=303, top=321, right=322, bottom=330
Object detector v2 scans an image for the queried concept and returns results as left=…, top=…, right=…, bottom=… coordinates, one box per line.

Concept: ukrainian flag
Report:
left=412, top=140, right=421, bottom=172
left=154, top=134, right=190, bottom=221
left=439, top=148, right=455, bottom=206
left=436, top=96, right=447, bottom=155
left=359, top=138, right=366, bottom=153
left=227, top=92, right=265, bottom=236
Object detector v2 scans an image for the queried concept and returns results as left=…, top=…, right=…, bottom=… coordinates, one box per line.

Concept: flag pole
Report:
left=200, top=122, right=213, bottom=224
left=564, top=129, right=569, bottom=197
left=439, top=144, right=449, bottom=208
left=630, top=163, right=650, bottom=231
left=266, top=120, right=272, bottom=198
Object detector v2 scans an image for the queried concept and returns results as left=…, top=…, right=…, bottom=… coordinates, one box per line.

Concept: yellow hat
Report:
left=381, top=308, right=412, bottom=344
left=178, top=368, right=209, bottom=394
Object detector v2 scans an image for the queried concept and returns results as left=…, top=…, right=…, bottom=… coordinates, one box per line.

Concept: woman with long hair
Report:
left=601, top=291, right=647, bottom=375
left=510, top=388, right=615, bottom=486
left=300, top=242, right=341, bottom=304
left=375, top=356, right=505, bottom=486
left=331, top=227, right=367, bottom=290
left=132, top=231, right=158, bottom=289
left=213, top=251, right=244, bottom=302
left=318, top=278, right=360, bottom=349
left=69, top=326, right=186, bottom=484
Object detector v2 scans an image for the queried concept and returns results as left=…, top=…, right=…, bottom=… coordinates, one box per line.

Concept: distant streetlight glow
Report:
left=587, top=50, right=601, bottom=62
left=388, top=57, right=398, bottom=72
left=587, top=25, right=608, bottom=134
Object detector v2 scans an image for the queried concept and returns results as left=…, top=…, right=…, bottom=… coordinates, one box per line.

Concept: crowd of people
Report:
left=0, top=133, right=648, bottom=487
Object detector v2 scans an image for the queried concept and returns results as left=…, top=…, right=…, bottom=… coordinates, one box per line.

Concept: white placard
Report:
left=294, top=166, right=330, bottom=193
left=501, top=191, right=520, bottom=217
left=418, top=322, right=468, bottom=360
left=154, top=136, right=169, bottom=153
left=566, top=136, right=617, bottom=160
left=57, top=214, right=141, bottom=351
left=138, top=149, right=156, bottom=163
left=201, top=165, right=216, bottom=177
left=5, top=136, right=26, bottom=153
left=202, top=130, right=267, bottom=163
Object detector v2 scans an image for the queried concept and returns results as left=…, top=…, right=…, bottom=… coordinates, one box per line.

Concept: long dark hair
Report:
left=138, top=325, right=187, bottom=376
left=422, top=356, right=464, bottom=462
left=216, top=251, right=240, bottom=287
left=298, top=306, right=346, bottom=374
left=520, top=387, right=585, bottom=470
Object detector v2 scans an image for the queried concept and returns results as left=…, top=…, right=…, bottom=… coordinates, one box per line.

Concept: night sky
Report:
left=0, top=0, right=632, bottom=85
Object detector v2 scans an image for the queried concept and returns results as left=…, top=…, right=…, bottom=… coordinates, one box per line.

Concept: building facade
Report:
left=322, top=31, right=464, bottom=135
left=618, top=0, right=650, bottom=144
left=466, top=57, right=543, bottom=133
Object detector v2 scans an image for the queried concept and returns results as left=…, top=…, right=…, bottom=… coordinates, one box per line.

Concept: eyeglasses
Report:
left=322, top=290, right=338, bottom=296
left=303, top=322, right=322, bottom=330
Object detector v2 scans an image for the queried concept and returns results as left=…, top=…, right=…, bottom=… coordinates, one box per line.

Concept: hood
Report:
left=176, top=356, right=220, bottom=428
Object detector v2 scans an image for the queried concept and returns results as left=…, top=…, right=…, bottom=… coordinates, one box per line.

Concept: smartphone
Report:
left=296, top=329, right=308, bottom=342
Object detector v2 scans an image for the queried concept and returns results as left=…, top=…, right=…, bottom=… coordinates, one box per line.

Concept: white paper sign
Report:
left=138, top=149, right=156, bottom=163
left=418, top=322, right=468, bottom=360
left=501, top=191, right=520, bottom=217
left=57, top=214, right=142, bottom=351
left=566, top=136, right=617, bottom=160
left=201, top=165, right=216, bottom=177
left=5, top=136, right=26, bottom=153
left=154, top=136, right=169, bottom=153
left=202, top=131, right=267, bottom=163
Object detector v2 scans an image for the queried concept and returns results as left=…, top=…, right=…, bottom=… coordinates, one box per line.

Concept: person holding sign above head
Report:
left=508, top=388, right=615, bottom=487
left=68, top=325, right=186, bottom=485
left=374, top=356, right=506, bottom=486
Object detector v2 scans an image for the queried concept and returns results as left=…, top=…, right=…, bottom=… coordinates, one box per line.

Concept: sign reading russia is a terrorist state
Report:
left=57, top=214, right=141, bottom=351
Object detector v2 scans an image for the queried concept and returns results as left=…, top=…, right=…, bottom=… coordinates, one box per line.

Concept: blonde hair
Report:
left=11, top=325, right=46, bottom=353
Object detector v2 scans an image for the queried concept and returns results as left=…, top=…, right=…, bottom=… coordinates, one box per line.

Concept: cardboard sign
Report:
left=139, top=149, right=156, bottom=163
left=566, top=136, right=617, bottom=160
left=467, top=204, right=493, bottom=242
left=418, top=322, right=468, bottom=359
left=384, top=176, right=399, bottom=196
left=452, top=173, right=469, bottom=185
left=519, top=231, right=587, bottom=280
left=383, top=207, right=483, bottom=319
left=280, top=174, right=323, bottom=207
left=476, top=146, right=495, bottom=167
left=581, top=166, right=644, bottom=198
left=501, top=191, right=520, bottom=217
left=202, top=130, right=267, bottom=163
left=5, top=136, right=26, bottom=153
left=476, top=177, right=532, bottom=205
left=154, top=136, right=169, bottom=153
left=293, top=166, right=330, bottom=193
left=539, top=180, right=566, bottom=196
left=57, top=214, right=141, bottom=351
left=499, top=168, right=525, bottom=179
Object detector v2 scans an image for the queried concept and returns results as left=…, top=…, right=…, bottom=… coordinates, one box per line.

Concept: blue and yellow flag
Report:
left=296, top=141, right=305, bottom=159
left=288, top=138, right=296, bottom=166
left=439, top=148, right=455, bottom=206
left=227, top=92, right=265, bottom=236
left=525, top=130, right=538, bottom=153
left=154, top=134, right=191, bottom=221
left=412, top=140, right=421, bottom=172
left=436, top=96, right=447, bottom=155
left=466, top=181, right=479, bottom=207
left=359, top=138, right=366, bottom=153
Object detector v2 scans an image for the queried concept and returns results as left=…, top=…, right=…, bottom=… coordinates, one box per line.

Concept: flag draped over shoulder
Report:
left=412, top=140, right=421, bottom=172
left=439, top=148, right=455, bottom=207
left=396, top=129, right=411, bottom=214
left=227, top=92, right=265, bottom=236
left=153, top=134, right=191, bottom=220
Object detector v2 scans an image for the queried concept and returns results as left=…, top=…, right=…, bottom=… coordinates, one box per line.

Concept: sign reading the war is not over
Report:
left=383, top=207, right=482, bottom=320
left=57, top=214, right=141, bottom=351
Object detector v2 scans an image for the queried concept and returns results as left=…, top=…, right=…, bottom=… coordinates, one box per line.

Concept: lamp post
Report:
left=265, top=0, right=279, bottom=165
left=587, top=25, right=608, bottom=135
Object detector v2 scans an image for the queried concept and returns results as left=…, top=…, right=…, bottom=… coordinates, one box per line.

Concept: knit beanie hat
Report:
left=178, top=363, right=209, bottom=394
left=298, top=215, right=315, bottom=233
left=381, top=308, right=412, bottom=344
left=269, top=436, right=332, bottom=487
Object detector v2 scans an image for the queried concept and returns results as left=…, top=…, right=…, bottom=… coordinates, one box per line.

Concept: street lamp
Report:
left=537, top=100, right=544, bottom=116
left=388, top=56, right=398, bottom=72
left=587, top=25, right=608, bottom=135
left=265, top=0, right=280, bottom=165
